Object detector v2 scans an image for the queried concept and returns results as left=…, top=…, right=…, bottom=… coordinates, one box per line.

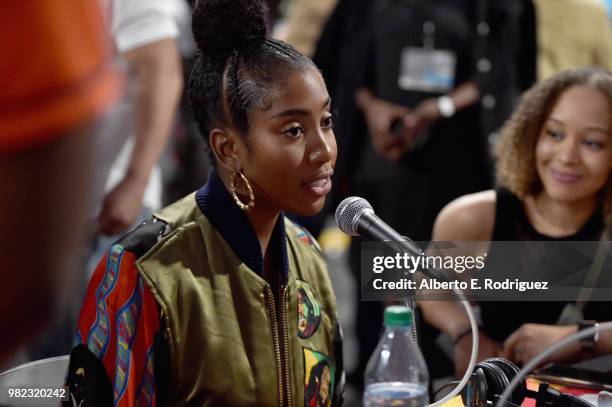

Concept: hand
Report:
left=399, top=98, right=441, bottom=151
left=355, top=88, right=411, bottom=162
left=382, top=97, right=441, bottom=156
left=454, top=330, right=502, bottom=378
left=501, top=324, right=579, bottom=366
left=404, top=98, right=442, bottom=138
left=97, top=174, right=147, bottom=235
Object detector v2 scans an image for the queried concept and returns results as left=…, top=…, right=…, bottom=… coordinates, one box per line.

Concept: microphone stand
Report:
left=336, top=197, right=480, bottom=406
left=376, top=236, right=480, bottom=407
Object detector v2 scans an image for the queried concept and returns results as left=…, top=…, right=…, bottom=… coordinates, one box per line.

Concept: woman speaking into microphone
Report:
left=63, top=0, right=344, bottom=405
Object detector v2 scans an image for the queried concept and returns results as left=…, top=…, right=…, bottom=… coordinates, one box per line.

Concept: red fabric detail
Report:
left=76, top=249, right=160, bottom=406
left=116, top=280, right=160, bottom=406
left=300, top=234, right=312, bottom=245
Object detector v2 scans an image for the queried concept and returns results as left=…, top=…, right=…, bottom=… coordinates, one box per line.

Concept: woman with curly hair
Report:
left=419, top=68, right=612, bottom=376
left=63, top=0, right=343, bottom=405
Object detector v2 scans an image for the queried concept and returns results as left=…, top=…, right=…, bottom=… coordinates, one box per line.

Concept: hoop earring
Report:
left=230, top=170, right=255, bottom=211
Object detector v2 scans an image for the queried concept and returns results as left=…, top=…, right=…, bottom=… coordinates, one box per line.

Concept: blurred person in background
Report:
left=419, top=68, right=612, bottom=375
left=534, top=0, right=612, bottom=80
left=313, top=0, right=536, bottom=385
left=25, top=0, right=184, bottom=362
left=0, top=1, right=119, bottom=366
left=91, top=0, right=183, bottom=246
left=164, top=0, right=211, bottom=205
left=275, top=0, right=339, bottom=57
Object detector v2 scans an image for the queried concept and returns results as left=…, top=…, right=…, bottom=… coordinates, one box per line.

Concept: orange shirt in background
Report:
left=0, top=1, right=121, bottom=154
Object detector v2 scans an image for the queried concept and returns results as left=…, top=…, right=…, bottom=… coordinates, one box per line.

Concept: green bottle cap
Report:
left=384, top=305, right=412, bottom=327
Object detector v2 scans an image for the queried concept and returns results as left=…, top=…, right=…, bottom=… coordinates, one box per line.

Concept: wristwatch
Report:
left=436, top=95, right=456, bottom=118
left=578, top=320, right=599, bottom=351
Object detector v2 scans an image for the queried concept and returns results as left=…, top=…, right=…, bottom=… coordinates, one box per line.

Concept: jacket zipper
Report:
left=280, top=286, right=293, bottom=407
left=265, top=286, right=285, bottom=406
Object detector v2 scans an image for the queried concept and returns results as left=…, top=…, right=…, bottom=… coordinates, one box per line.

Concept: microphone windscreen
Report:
left=334, top=196, right=373, bottom=236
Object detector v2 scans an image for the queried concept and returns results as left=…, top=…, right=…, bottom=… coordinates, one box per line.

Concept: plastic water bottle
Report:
left=363, top=306, right=429, bottom=407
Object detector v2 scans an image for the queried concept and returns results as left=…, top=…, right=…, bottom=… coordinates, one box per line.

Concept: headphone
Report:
left=461, top=358, right=596, bottom=407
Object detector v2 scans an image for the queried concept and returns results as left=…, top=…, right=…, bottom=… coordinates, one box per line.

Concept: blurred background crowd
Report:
left=1, top=0, right=611, bottom=405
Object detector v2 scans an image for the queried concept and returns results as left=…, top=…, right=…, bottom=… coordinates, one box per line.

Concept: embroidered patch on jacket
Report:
left=70, top=367, right=87, bottom=404
left=296, top=226, right=312, bottom=244
left=303, top=348, right=334, bottom=407
left=292, top=223, right=323, bottom=254
left=297, top=280, right=321, bottom=338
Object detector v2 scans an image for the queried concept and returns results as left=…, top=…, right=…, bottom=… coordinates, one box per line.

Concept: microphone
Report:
left=334, top=196, right=422, bottom=257
left=336, top=197, right=486, bottom=404
left=335, top=196, right=448, bottom=281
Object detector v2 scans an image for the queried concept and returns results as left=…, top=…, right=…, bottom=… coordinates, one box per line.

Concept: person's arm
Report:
left=354, top=87, right=411, bottom=162
left=595, top=327, right=612, bottom=354
left=417, top=190, right=500, bottom=377
left=502, top=322, right=612, bottom=366
left=65, top=243, right=163, bottom=405
left=356, top=81, right=481, bottom=162
left=399, top=81, right=480, bottom=150
left=418, top=190, right=494, bottom=333
left=98, top=38, right=183, bottom=235
left=277, top=0, right=339, bottom=57
left=501, top=324, right=578, bottom=366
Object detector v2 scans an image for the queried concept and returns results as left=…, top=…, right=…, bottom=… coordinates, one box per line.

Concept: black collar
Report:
left=195, top=169, right=289, bottom=281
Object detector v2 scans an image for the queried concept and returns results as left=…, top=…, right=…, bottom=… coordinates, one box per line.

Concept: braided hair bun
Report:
left=192, top=0, right=267, bottom=62
left=188, top=0, right=316, bottom=165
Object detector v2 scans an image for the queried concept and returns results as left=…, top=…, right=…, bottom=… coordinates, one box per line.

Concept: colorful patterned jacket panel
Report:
left=65, top=218, right=170, bottom=407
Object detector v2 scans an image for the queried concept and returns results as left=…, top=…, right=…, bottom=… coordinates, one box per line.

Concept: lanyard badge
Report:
left=398, top=20, right=457, bottom=93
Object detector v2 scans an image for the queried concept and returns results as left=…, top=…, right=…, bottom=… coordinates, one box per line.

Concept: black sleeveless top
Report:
left=491, top=188, right=603, bottom=242
left=480, top=188, right=608, bottom=342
